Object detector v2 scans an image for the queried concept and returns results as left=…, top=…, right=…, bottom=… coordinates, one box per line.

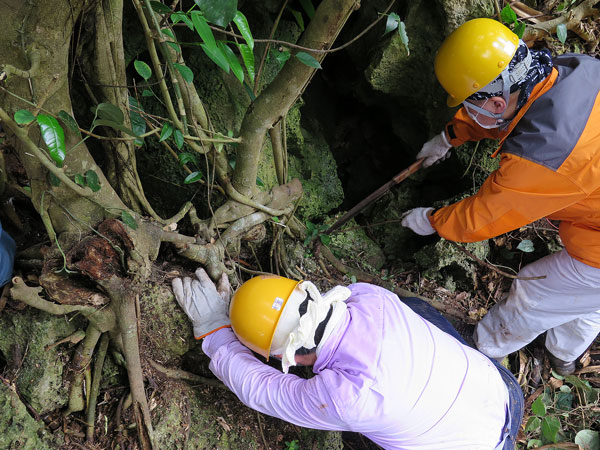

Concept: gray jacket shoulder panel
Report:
left=502, top=54, right=600, bottom=171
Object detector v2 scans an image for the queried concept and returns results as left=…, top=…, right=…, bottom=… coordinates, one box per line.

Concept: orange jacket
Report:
left=430, top=55, right=600, bottom=268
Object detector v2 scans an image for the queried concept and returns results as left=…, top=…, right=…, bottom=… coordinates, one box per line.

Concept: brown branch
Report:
left=522, top=0, right=600, bottom=42
left=148, top=360, right=226, bottom=389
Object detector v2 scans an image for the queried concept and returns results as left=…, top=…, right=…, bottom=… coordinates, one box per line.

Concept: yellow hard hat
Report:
left=229, top=275, right=301, bottom=358
left=435, top=18, right=519, bottom=107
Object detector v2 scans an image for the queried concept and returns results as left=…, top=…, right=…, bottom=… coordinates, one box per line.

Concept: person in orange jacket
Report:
left=401, top=18, right=600, bottom=375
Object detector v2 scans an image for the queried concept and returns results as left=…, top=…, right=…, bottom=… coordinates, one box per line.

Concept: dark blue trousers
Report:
left=400, top=297, right=523, bottom=450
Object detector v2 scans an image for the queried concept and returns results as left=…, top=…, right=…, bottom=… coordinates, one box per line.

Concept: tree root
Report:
left=86, top=332, right=109, bottom=443
left=148, top=359, right=226, bottom=390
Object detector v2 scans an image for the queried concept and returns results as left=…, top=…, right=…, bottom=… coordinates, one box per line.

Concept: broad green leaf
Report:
left=384, top=12, right=400, bottom=35
left=37, top=114, right=66, bottom=165
left=306, top=221, right=316, bottom=233
left=161, top=28, right=176, bottom=39
left=58, top=110, right=81, bottom=136
left=319, top=234, right=331, bottom=246
left=514, top=22, right=526, bottom=39
left=517, top=239, right=534, bottom=252
left=555, top=391, right=573, bottom=410
left=298, top=0, right=315, bottom=19
left=218, top=42, right=244, bottom=83
left=191, top=11, right=217, bottom=51
left=289, top=8, right=304, bottom=31
left=93, top=119, right=138, bottom=137
left=85, top=170, right=101, bottom=192
left=238, top=43, right=255, bottom=83
left=243, top=82, right=256, bottom=101
left=96, top=103, right=124, bottom=124
left=525, top=416, right=541, bottom=433
left=531, top=397, right=546, bottom=417
left=174, top=63, right=194, bottom=82
left=556, top=23, right=568, bottom=44
left=74, top=173, right=86, bottom=187
left=129, top=96, right=146, bottom=146
left=575, top=430, right=600, bottom=450
left=501, top=4, right=518, bottom=24
left=271, top=216, right=280, bottom=223
left=194, top=0, right=237, bottom=27
left=233, top=11, right=253, bottom=50
left=200, top=43, right=230, bottom=72
left=295, top=51, right=321, bottom=69
left=142, top=89, right=153, bottom=97
left=14, top=109, right=35, bottom=125
left=559, top=384, right=570, bottom=392
left=398, top=21, right=410, bottom=56
left=149, top=1, right=171, bottom=14
left=178, top=152, right=198, bottom=166
left=161, top=29, right=181, bottom=53
left=274, top=48, right=291, bottom=69
left=174, top=129, right=184, bottom=149
left=48, top=172, right=61, bottom=187
left=121, top=210, right=138, bottom=230
left=134, top=60, right=152, bottom=80
left=165, top=41, right=181, bottom=53
left=541, top=416, right=560, bottom=443
left=171, top=11, right=193, bottom=30
left=160, top=122, right=173, bottom=142
left=256, top=176, right=265, bottom=187
left=184, top=171, right=203, bottom=184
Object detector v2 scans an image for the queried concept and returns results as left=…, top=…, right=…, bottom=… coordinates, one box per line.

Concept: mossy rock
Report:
left=329, top=219, right=386, bottom=271
left=152, top=382, right=343, bottom=449
left=0, top=309, right=84, bottom=414
left=414, top=239, right=490, bottom=291
left=0, top=383, right=61, bottom=449
left=139, top=284, right=195, bottom=360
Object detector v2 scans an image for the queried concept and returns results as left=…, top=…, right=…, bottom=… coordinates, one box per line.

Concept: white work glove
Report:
left=416, top=132, right=452, bottom=168
left=172, top=268, right=232, bottom=339
left=401, top=207, right=436, bottom=235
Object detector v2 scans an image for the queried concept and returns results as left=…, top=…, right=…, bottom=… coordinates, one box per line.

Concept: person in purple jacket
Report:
left=172, top=269, right=523, bottom=450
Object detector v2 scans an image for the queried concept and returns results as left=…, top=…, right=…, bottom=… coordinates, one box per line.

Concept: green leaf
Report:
left=37, top=114, right=66, bottom=166
left=256, top=176, right=265, bottom=188
left=306, top=221, right=316, bottom=233
left=14, top=109, right=35, bottom=125
left=243, top=82, right=256, bottom=101
left=271, top=216, right=280, bottom=223
left=501, top=4, right=518, bottom=24
left=174, top=63, right=194, bottom=82
left=517, top=239, right=535, bottom=253
left=514, top=21, right=526, bottom=39
left=555, top=391, right=573, bottom=410
left=142, top=89, right=153, bottom=97
left=93, top=119, right=138, bottom=137
left=184, top=171, right=203, bottom=184
left=527, top=439, right=543, bottom=449
left=233, top=11, right=253, bottom=49
left=289, top=8, right=304, bottom=31
left=541, top=416, right=560, bottom=443
left=165, top=41, right=181, bottom=53
left=556, top=23, right=568, bottom=44
left=191, top=11, right=217, bottom=52
left=129, top=96, right=146, bottom=146
left=121, top=210, right=138, bottom=230
left=274, top=48, right=291, bottom=69
left=201, top=43, right=230, bottom=72
left=194, top=0, right=237, bottom=27
left=171, top=11, right=194, bottom=30
left=350, top=275, right=357, bottom=284
left=575, top=430, right=600, bottom=450
left=384, top=12, right=400, bottom=35
left=160, top=123, right=173, bottom=142
left=48, top=172, right=61, bottom=187
left=295, top=51, right=321, bottom=69
left=531, top=397, right=546, bottom=417
left=238, top=44, right=255, bottom=83
left=134, top=60, right=152, bottom=80
left=525, top=416, right=541, bottom=433
left=96, top=103, right=124, bottom=124
left=85, top=170, right=101, bottom=192
left=174, top=129, right=184, bottom=149
left=319, top=234, right=331, bottom=246
left=58, top=110, right=81, bottom=136
left=74, top=173, right=86, bottom=187
left=149, top=1, right=171, bottom=14
left=218, top=42, right=244, bottom=83
left=178, top=152, right=198, bottom=166
left=398, top=21, right=410, bottom=56
left=298, top=0, right=315, bottom=19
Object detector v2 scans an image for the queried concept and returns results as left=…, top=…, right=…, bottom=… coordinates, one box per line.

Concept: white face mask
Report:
left=463, top=98, right=506, bottom=129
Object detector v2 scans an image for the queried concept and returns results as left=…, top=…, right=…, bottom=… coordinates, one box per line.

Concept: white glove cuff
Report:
left=440, top=131, right=451, bottom=148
